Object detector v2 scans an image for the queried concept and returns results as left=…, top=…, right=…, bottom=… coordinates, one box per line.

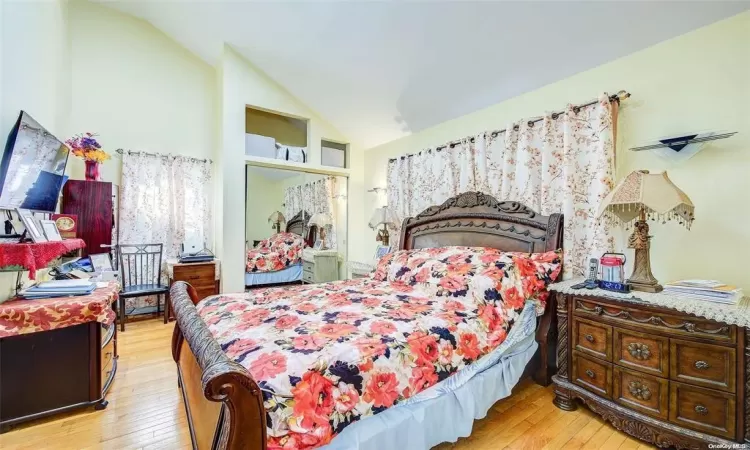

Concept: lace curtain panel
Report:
left=284, top=178, right=337, bottom=249
left=119, top=152, right=213, bottom=311
left=387, top=93, right=618, bottom=278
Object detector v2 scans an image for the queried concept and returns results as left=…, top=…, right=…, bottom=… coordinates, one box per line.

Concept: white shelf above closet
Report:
left=244, top=155, right=350, bottom=177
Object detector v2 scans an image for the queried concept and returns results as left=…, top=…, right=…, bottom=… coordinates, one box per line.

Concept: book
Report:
left=664, top=279, right=743, bottom=304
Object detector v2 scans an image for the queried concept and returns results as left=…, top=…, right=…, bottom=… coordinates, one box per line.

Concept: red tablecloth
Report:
left=0, top=239, right=86, bottom=279
left=0, top=281, right=118, bottom=338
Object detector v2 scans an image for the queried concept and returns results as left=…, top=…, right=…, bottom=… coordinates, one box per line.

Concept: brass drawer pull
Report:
left=627, top=342, right=651, bottom=360
left=584, top=334, right=595, bottom=343
left=585, top=369, right=595, bottom=378
left=628, top=381, right=652, bottom=401
left=694, top=360, right=710, bottom=370
left=694, top=404, right=708, bottom=415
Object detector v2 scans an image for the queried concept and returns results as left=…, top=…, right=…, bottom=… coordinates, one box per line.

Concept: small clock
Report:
left=51, top=213, right=78, bottom=239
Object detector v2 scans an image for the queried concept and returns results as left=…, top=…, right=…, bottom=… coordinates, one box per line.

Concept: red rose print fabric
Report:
left=197, top=247, right=561, bottom=448
left=246, top=232, right=308, bottom=273
left=0, top=281, right=118, bottom=338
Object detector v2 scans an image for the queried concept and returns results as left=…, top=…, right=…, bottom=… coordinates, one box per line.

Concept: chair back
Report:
left=118, top=243, right=165, bottom=288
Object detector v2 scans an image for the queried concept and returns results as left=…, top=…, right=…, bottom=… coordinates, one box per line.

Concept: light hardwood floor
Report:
left=1, top=319, right=650, bottom=450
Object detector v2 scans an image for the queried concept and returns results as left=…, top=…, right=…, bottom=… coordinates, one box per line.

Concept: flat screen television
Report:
left=0, top=111, right=70, bottom=212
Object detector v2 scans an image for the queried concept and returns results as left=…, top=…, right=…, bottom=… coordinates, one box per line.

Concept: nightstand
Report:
left=550, top=279, right=750, bottom=448
left=301, top=249, right=338, bottom=284
left=165, top=259, right=220, bottom=322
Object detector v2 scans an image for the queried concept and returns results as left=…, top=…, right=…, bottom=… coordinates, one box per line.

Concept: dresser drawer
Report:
left=669, top=381, right=736, bottom=439
left=613, top=366, right=669, bottom=420
left=302, top=270, right=314, bottom=283
left=101, top=332, right=115, bottom=369
left=573, top=297, right=735, bottom=343
left=669, top=338, right=736, bottom=393
left=613, top=328, right=669, bottom=377
left=573, top=317, right=611, bottom=361
left=173, top=264, right=216, bottom=288
left=194, top=286, right=218, bottom=301
left=572, top=351, right=612, bottom=399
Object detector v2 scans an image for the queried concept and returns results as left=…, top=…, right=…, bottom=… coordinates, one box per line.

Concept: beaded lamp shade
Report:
left=598, top=170, right=695, bottom=229
left=597, top=170, right=695, bottom=293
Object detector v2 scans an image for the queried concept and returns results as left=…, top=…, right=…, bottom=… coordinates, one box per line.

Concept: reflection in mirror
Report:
left=245, top=165, right=347, bottom=290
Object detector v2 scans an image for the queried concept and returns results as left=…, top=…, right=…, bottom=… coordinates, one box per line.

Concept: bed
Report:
left=245, top=210, right=317, bottom=289
left=170, top=192, right=563, bottom=449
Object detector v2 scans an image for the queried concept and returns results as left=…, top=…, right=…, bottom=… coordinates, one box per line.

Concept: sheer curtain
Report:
left=284, top=177, right=337, bottom=249
left=387, top=94, right=617, bottom=278
left=119, top=152, right=213, bottom=310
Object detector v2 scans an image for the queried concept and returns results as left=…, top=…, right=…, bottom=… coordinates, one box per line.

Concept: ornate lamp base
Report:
left=627, top=219, right=663, bottom=293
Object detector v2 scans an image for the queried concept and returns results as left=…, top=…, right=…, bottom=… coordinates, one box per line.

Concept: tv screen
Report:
left=0, top=111, right=70, bottom=212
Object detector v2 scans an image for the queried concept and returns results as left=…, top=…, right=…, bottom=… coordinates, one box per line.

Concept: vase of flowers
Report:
left=65, top=133, right=110, bottom=181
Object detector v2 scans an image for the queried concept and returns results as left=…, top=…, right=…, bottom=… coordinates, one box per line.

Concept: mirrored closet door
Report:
left=244, top=165, right=347, bottom=290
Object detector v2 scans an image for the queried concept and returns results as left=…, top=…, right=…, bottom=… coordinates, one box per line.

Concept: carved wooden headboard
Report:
left=286, top=210, right=317, bottom=247
left=400, top=192, right=563, bottom=255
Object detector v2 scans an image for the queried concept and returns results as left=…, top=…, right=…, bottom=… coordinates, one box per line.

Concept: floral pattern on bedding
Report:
left=198, top=247, right=561, bottom=449
left=246, top=232, right=307, bottom=273
left=373, top=247, right=562, bottom=304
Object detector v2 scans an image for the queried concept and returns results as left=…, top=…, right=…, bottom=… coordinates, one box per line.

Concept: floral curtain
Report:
left=387, top=94, right=617, bottom=278
left=119, top=152, right=212, bottom=312
left=284, top=178, right=337, bottom=249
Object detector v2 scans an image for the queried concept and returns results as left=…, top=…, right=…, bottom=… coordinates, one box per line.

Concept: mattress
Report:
left=244, top=263, right=302, bottom=286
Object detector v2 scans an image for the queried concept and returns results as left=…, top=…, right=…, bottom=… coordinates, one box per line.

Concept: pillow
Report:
left=372, top=246, right=561, bottom=302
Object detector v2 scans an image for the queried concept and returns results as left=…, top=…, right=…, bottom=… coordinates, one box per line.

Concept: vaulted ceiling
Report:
left=102, top=1, right=748, bottom=149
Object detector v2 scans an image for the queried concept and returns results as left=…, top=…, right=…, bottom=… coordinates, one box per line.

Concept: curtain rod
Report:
left=115, top=148, right=212, bottom=164
left=388, top=90, right=630, bottom=163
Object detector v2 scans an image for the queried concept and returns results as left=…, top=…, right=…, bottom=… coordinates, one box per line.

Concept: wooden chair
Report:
left=117, top=243, right=169, bottom=331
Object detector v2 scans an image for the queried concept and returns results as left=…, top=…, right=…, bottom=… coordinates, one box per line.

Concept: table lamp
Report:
left=268, top=211, right=286, bottom=234
left=368, top=206, right=397, bottom=246
left=308, top=213, right=333, bottom=249
left=598, top=170, right=694, bottom=292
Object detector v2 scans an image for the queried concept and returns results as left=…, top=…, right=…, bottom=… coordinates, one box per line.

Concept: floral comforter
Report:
left=198, top=247, right=561, bottom=449
left=246, top=232, right=307, bottom=273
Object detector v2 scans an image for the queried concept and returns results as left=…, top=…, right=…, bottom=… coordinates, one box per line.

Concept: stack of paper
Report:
left=20, top=279, right=97, bottom=299
left=664, top=280, right=744, bottom=304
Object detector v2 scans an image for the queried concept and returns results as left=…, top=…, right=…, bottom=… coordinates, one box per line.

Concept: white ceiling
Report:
left=102, top=1, right=748, bottom=149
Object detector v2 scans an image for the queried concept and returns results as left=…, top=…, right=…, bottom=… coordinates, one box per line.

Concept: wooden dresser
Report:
left=1, top=319, right=117, bottom=432
left=552, top=289, right=748, bottom=449
left=166, top=260, right=220, bottom=321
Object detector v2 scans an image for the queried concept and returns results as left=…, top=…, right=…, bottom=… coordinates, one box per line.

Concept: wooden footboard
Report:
left=170, top=282, right=267, bottom=450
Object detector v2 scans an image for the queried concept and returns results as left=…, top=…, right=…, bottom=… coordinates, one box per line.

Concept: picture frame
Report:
left=40, top=219, right=62, bottom=241
left=312, top=239, right=324, bottom=250
left=17, top=208, right=47, bottom=243
left=90, top=253, right=114, bottom=272
left=374, top=244, right=391, bottom=261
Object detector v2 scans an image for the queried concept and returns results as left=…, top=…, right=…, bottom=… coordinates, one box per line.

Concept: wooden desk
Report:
left=0, top=282, right=119, bottom=432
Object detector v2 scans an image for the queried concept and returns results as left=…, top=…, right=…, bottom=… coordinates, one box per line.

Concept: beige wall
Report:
left=217, top=47, right=364, bottom=292
left=0, top=0, right=218, bottom=300
left=245, top=169, right=285, bottom=245
left=361, top=12, right=750, bottom=291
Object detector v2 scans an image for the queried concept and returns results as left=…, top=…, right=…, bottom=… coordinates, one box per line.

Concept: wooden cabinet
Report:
left=0, top=321, right=118, bottom=432
left=62, top=180, right=113, bottom=257
left=552, top=292, right=747, bottom=449
left=167, top=261, right=219, bottom=321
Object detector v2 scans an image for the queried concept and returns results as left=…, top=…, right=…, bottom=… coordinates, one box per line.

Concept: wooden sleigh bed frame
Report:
left=171, top=192, right=564, bottom=449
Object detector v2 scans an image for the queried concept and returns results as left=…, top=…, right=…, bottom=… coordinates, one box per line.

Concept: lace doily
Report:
left=550, top=278, right=750, bottom=329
